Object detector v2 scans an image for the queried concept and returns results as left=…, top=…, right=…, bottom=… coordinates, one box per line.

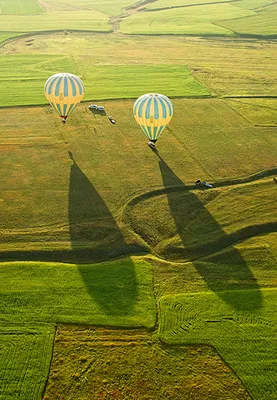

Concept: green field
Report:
left=47, top=0, right=139, bottom=15
left=1, top=34, right=277, bottom=100
left=144, top=0, right=232, bottom=9
left=0, top=0, right=44, bottom=15
left=159, top=287, right=277, bottom=399
left=226, top=98, right=277, bottom=126
left=0, top=324, right=55, bottom=400
left=236, top=0, right=276, bottom=10
left=0, top=56, right=210, bottom=106
left=1, top=98, right=277, bottom=261
left=1, top=2, right=277, bottom=399
left=218, top=5, right=277, bottom=36
left=0, top=260, right=156, bottom=326
left=120, top=4, right=254, bottom=35
left=0, top=10, right=111, bottom=32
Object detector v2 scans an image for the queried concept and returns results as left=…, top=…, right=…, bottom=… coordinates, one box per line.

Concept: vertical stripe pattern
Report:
left=133, top=93, right=173, bottom=141
left=44, top=73, right=84, bottom=119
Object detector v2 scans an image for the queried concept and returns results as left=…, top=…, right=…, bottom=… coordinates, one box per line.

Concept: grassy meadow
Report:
left=1, top=1, right=277, bottom=399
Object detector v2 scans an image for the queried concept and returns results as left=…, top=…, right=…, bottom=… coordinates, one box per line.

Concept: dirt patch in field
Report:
left=43, top=325, right=250, bottom=399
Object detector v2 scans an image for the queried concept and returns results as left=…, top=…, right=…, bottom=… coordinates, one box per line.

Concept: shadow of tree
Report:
left=157, top=154, right=263, bottom=312
left=68, top=161, right=138, bottom=316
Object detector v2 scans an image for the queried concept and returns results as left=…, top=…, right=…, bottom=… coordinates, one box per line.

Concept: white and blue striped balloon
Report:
left=44, top=73, right=84, bottom=121
left=133, top=93, right=173, bottom=141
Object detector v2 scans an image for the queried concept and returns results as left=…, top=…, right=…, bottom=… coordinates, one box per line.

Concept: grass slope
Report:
left=0, top=324, right=55, bottom=400
left=0, top=259, right=156, bottom=327
left=43, top=326, right=250, bottom=399
left=0, top=0, right=44, bottom=14
left=120, top=4, right=254, bottom=35
left=159, top=288, right=277, bottom=399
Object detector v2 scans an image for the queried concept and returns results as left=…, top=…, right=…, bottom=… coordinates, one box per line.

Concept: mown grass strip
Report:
left=0, top=259, right=156, bottom=328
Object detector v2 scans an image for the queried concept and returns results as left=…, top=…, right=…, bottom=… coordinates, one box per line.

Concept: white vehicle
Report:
left=97, top=105, right=105, bottom=111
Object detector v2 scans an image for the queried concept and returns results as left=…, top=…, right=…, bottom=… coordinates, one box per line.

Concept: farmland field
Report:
left=2, top=34, right=276, bottom=97
left=226, top=98, right=277, bottom=126
left=120, top=4, right=254, bottom=35
left=144, top=0, right=232, bottom=9
left=1, top=0, right=277, bottom=399
left=0, top=10, right=111, bottom=32
left=159, top=286, right=277, bottom=399
left=0, top=0, right=44, bottom=15
left=0, top=324, right=55, bottom=400
left=218, top=6, right=277, bottom=36
left=0, top=57, right=210, bottom=106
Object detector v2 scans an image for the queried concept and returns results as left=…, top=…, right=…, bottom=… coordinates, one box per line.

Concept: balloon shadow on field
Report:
left=68, top=162, right=138, bottom=316
left=156, top=153, right=263, bottom=312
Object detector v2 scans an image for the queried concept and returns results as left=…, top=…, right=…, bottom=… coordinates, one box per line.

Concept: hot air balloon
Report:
left=44, top=73, right=84, bottom=123
left=133, top=93, right=173, bottom=148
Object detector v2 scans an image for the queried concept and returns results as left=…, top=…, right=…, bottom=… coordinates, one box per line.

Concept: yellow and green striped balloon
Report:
left=44, top=73, right=84, bottom=122
left=133, top=93, right=173, bottom=142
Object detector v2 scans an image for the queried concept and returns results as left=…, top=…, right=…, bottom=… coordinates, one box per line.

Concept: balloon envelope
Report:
left=44, top=73, right=84, bottom=120
left=133, top=93, right=173, bottom=141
